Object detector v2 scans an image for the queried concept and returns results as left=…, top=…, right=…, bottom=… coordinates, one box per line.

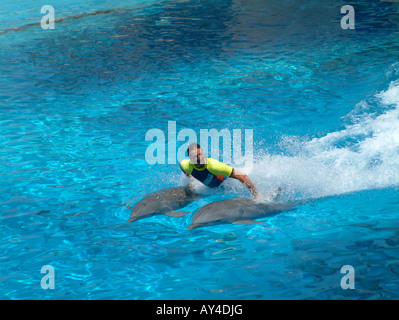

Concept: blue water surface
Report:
left=1, top=0, right=399, bottom=299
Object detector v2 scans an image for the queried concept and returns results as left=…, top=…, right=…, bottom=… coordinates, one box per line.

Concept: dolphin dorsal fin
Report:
left=165, top=210, right=189, bottom=217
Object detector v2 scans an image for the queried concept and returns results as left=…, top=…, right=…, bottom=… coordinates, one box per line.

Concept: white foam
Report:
left=246, top=80, right=399, bottom=201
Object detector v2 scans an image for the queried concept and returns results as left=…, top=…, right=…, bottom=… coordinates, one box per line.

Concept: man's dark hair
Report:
left=187, top=143, right=201, bottom=156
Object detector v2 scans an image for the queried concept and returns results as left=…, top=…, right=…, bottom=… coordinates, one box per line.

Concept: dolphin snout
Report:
left=187, top=223, right=200, bottom=230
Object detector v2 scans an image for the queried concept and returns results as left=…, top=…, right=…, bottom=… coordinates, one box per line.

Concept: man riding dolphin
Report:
left=127, top=143, right=262, bottom=224
left=180, top=143, right=261, bottom=200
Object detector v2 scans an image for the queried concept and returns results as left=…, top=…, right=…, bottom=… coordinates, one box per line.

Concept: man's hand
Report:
left=253, top=193, right=262, bottom=201
left=231, top=169, right=260, bottom=199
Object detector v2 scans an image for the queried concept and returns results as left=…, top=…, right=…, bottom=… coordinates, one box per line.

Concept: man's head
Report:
left=187, top=143, right=205, bottom=167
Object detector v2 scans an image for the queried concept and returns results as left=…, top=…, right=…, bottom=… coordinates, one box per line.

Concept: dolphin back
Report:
left=187, top=197, right=297, bottom=230
left=127, top=187, right=200, bottom=223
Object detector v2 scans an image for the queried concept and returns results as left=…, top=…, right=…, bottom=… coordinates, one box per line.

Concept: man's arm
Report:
left=180, top=160, right=194, bottom=189
left=231, top=169, right=260, bottom=199
left=183, top=172, right=194, bottom=189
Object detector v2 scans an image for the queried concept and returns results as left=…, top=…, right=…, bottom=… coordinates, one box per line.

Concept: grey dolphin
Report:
left=127, top=187, right=200, bottom=223
left=187, top=197, right=297, bottom=230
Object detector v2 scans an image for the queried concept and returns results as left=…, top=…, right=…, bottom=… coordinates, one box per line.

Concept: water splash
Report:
left=248, top=78, right=399, bottom=201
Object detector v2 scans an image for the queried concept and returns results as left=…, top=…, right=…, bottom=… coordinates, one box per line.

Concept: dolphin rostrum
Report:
left=127, top=187, right=200, bottom=223
left=187, top=197, right=297, bottom=230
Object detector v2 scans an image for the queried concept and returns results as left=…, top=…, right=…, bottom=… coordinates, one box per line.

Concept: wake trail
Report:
left=244, top=77, right=399, bottom=202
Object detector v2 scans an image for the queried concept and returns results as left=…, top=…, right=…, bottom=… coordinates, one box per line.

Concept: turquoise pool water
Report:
left=1, top=0, right=399, bottom=299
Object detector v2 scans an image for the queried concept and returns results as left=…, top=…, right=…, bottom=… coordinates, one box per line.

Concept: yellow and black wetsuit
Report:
left=179, top=158, right=234, bottom=188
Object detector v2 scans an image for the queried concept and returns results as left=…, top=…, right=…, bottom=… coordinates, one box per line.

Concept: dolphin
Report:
left=187, top=197, right=297, bottom=230
left=127, top=187, right=200, bottom=223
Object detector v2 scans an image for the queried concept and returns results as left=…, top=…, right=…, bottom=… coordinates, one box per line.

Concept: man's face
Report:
left=189, top=147, right=205, bottom=166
